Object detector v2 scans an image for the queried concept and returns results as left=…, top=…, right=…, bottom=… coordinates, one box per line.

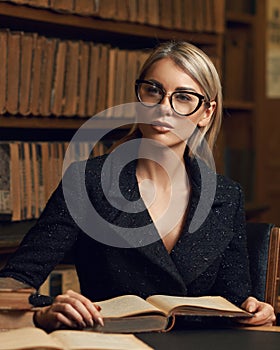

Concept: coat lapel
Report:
left=170, top=155, right=236, bottom=285
left=102, top=154, right=188, bottom=293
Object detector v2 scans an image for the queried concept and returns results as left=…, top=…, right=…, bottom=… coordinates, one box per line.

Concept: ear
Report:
left=198, top=101, right=216, bottom=127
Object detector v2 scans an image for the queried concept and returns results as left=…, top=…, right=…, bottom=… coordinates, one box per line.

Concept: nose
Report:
left=160, top=93, right=173, bottom=115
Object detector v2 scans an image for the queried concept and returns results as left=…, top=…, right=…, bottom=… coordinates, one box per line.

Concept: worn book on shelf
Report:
left=6, top=31, right=21, bottom=115
left=0, top=143, right=12, bottom=218
left=0, top=327, right=153, bottom=350
left=115, top=0, right=129, bottom=21
left=137, top=0, right=148, bottom=24
left=91, top=294, right=253, bottom=333
left=63, top=40, right=80, bottom=116
left=77, top=41, right=90, bottom=117
left=96, top=44, right=109, bottom=114
left=146, top=0, right=160, bottom=26
left=10, top=142, right=21, bottom=221
left=159, top=0, right=173, bottom=29
left=39, top=37, right=57, bottom=116
left=51, top=40, right=67, bottom=116
left=74, top=0, right=97, bottom=16
left=87, top=43, right=100, bottom=116
left=30, top=35, right=46, bottom=116
left=19, top=32, right=37, bottom=116
left=0, top=30, right=8, bottom=114
left=127, top=0, right=137, bottom=23
left=50, top=0, right=74, bottom=13
left=98, top=0, right=116, bottom=19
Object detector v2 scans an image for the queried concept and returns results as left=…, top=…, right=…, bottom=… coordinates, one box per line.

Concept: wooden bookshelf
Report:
left=0, top=1, right=225, bottom=246
left=222, top=0, right=257, bottom=204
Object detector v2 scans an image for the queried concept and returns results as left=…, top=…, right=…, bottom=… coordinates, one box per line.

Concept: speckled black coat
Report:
left=0, top=152, right=252, bottom=306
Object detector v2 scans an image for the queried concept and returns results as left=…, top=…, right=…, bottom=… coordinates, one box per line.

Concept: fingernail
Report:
left=89, top=318, right=94, bottom=327
left=98, top=317, right=104, bottom=327
left=96, top=305, right=102, bottom=311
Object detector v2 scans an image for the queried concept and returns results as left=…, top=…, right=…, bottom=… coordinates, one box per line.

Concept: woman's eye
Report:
left=147, top=86, right=161, bottom=95
left=175, top=93, right=192, bottom=102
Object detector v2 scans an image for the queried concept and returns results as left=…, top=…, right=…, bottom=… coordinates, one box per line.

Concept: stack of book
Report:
left=0, top=141, right=105, bottom=221
left=0, top=29, right=150, bottom=118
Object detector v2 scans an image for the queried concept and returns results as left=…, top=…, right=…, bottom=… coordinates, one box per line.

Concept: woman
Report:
left=0, top=41, right=275, bottom=330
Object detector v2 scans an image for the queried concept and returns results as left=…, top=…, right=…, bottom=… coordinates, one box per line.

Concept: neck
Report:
left=136, top=141, right=187, bottom=189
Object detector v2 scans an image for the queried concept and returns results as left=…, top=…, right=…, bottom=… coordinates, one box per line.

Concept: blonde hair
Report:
left=112, top=41, right=222, bottom=152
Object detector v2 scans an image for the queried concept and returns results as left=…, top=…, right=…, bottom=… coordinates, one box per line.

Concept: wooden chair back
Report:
left=246, top=223, right=280, bottom=316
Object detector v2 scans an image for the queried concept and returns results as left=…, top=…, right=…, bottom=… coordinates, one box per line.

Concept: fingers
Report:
left=35, top=290, right=104, bottom=332
left=54, top=290, right=104, bottom=328
left=238, top=297, right=276, bottom=326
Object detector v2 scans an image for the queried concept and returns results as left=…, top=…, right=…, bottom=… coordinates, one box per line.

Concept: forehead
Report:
left=144, top=58, right=201, bottom=91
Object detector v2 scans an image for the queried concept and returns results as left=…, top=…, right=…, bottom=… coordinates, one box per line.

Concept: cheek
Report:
left=172, top=118, right=198, bottom=141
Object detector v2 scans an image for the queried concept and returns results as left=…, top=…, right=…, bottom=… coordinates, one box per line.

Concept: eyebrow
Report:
left=148, top=79, right=197, bottom=92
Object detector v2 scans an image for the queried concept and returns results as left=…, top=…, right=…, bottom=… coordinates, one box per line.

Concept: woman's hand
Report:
left=238, top=296, right=276, bottom=326
left=34, top=289, right=104, bottom=332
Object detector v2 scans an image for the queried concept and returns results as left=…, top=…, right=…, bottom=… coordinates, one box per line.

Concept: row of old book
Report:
left=0, top=29, right=150, bottom=118
left=3, top=0, right=225, bottom=33
left=0, top=140, right=106, bottom=222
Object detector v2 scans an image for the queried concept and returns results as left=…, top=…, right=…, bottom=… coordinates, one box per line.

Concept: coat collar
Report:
left=92, top=149, right=235, bottom=289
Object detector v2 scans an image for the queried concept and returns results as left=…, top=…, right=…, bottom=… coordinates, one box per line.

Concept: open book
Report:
left=91, top=294, right=253, bottom=333
left=0, top=327, right=153, bottom=350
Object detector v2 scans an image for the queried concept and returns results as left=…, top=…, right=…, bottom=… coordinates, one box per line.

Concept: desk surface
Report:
left=137, top=328, right=280, bottom=350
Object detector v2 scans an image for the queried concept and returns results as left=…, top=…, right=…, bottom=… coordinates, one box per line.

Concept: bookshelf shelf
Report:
left=224, top=101, right=254, bottom=111
left=0, top=2, right=219, bottom=48
left=0, top=116, right=134, bottom=130
left=226, top=12, right=255, bottom=26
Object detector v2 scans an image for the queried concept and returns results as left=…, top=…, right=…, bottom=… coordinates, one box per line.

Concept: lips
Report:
left=151, top=120, right=174, bottom=130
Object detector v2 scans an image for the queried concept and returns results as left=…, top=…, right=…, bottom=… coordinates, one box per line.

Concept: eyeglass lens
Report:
left=137, top=81, right=202, bottom=116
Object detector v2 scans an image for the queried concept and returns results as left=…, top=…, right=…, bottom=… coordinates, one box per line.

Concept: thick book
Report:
left=0, top=30, right=8, bottom=114
left=0, top=278, right=37, bottom=330
left=0, top=327, right=153, bottom=350
left=19, top=32, right=37, bottom=116
left=91, top=294, right=253, bottom=333
left=6, top=31, right=21, bottom=115
left=0, top=279, right=35, bottom=310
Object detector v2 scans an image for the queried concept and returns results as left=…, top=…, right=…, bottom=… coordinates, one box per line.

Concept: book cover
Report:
left=19, top=32, right=37, bottom=116
left=0, top=327, right=153, bottom=349
left=87, top=43, right=100, bottom=116
left=63, top=40, right=80, bottom=116
left=51, top=40, right=67, bottom=116
left=39, top=37, right=57, bottom=116
left=74, top=0, right=96, bottom=16
left=0, top=30, right=8, bottom=114
left=0, top=143, right=12, bottom=216
left=6, top=31, right=21, bottom=115
left=30, top=35, right=46, bottom=116
left=90, top=294, right=253, bottom=333
left=77, top=41, right=90, bottom=118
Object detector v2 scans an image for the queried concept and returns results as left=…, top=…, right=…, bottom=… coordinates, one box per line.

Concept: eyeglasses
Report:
left=135, top=79, right=209, bottom=117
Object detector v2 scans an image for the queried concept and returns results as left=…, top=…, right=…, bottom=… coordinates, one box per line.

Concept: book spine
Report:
left=0, top=143, right=12, bottom=216
left=0, top=30, right=8, bottom=115
left=6, top=31, right=21, bottom=115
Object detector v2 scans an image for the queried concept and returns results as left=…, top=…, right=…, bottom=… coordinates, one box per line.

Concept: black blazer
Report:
left=0, top=152, right=252, bottom=306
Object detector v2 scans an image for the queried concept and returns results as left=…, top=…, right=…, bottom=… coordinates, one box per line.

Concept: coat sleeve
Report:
left=0, top=162, right=83, bottom=290
left=210, top=184, right=252, bottom=306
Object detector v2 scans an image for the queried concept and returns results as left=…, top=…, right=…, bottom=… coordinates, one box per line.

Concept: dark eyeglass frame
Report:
left=135, top=79, right=209, bottom=117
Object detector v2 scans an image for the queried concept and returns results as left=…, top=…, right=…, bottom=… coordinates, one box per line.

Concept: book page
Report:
left=52, top=330, right=153, bottom=350
left=95, top=295, right=166, bottom=318
left=146, top=295, right=249, bottom=316
left=0, top=327, right=62, bottom=350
